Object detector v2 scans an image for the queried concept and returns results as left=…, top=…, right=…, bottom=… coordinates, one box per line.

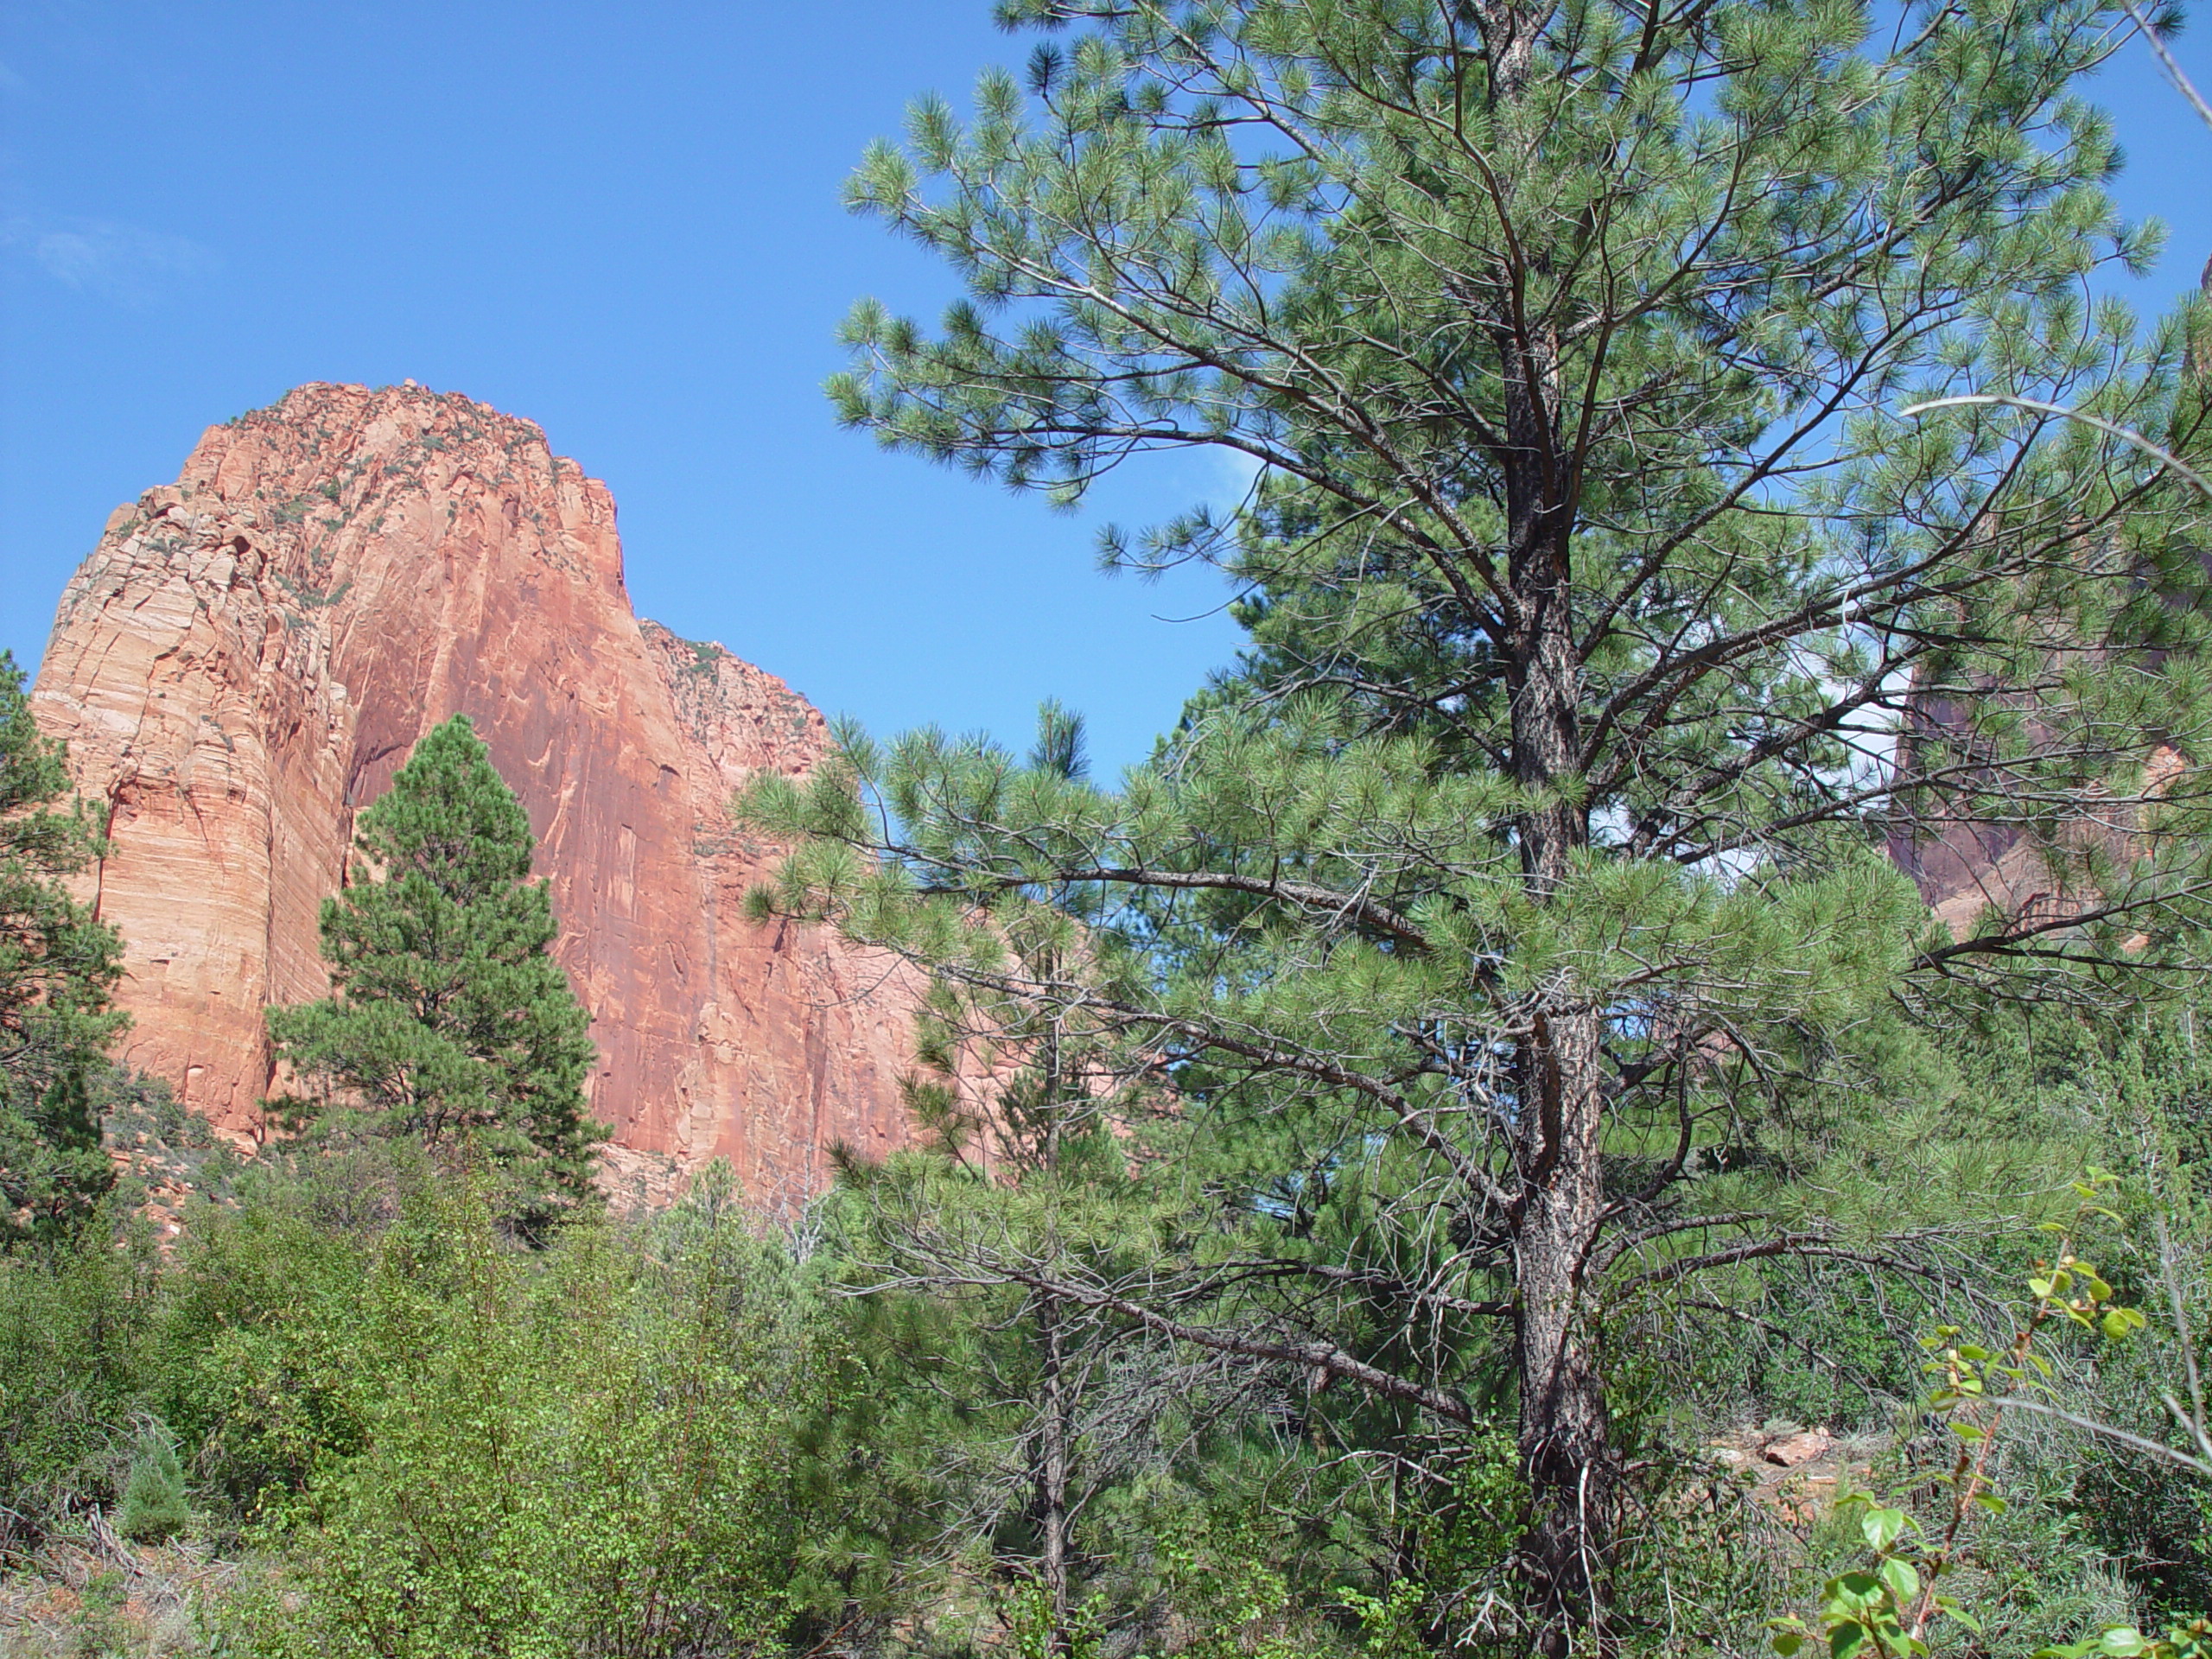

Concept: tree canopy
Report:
left=0, top=651, right=125, bottom=1251
left=747, top=0, right=2212, bottom=1647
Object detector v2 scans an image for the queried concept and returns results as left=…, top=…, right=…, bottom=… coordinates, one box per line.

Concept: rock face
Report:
left=32, top=382, right=918, bottom=1200
left=1892, top=254, right=2212, bottom=938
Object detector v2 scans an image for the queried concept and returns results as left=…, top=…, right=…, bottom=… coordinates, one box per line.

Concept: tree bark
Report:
left=1499, top=215, right=1615, bottom=1648
left=1037, top=1295, right=1072, bottom=1657
left=1509, top=619, right=1618, bottom=1653
left=1035, top=997, right=1073, bottom=1656
left=1512, top=1008, right=1614, bottom=1656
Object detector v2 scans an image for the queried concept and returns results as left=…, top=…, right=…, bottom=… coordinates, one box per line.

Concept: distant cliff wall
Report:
left=31, top=382, right=918, bottom=1199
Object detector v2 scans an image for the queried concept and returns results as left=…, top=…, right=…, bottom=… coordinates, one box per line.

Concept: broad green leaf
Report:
left=1880, top=1557, right=1922, bottom=1605
left=1861, top=1510, right=1908, bottom=1553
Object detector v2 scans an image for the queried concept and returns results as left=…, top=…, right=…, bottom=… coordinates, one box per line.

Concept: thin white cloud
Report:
left=2, top=214, right=219, bottom=303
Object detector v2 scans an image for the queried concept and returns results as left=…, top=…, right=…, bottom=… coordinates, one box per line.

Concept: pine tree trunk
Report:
left=1512, top=1009, right=1613, bottom=1656
left=1037, top=1294, right=1072, bottom=1657
left=1499, top=251, right=1615, bottom=1648
left=1036, top=1005, right=1073, bottom=1657
left=1510, top=721, right=1618, bottom=1651
left=1509, top=727, right=1618, bottom=1654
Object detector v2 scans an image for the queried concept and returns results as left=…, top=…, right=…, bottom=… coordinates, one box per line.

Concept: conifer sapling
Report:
left=268, top=715, right=603, bottom=1238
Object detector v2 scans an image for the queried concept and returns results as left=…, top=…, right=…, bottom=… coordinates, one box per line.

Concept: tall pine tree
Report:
left=749, top=0, right=2212, bottom=1645
left=270, top=715, right=602, bottom=1238
left=0, top=651, right=125, bottom=1249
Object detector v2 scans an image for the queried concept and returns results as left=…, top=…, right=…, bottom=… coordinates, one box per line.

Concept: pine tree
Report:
left=269, top=715, right=603, bottom=1239
left=0, top=651, right=125, bottom=1250
left=752, top=0, right=2212, bottom=1646
left=813, top=703, right=1177, bottom=1657
left=117, top=1421, right=190, bottom=1543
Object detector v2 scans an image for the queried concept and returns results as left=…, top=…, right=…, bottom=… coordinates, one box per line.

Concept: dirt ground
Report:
left=0, top=1511, right=233, bottom=1659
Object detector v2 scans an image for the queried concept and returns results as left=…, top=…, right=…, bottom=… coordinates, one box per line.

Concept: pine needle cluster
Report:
left=757, top=0, right=2212, bottom=1645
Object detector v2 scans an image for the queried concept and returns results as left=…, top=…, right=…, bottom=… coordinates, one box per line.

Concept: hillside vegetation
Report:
left=10, top=0, right=2212, bottom=1653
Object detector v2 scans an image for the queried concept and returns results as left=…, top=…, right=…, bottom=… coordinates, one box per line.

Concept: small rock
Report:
left=1763, top=1430, right=1834, bottom=1467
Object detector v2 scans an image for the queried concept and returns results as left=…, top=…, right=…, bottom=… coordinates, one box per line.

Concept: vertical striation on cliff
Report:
left=32, top=382, right=917, bottom=1199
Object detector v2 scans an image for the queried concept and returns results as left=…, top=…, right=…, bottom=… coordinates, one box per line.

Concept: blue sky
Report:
left=3, top=3, right=2209, bottom=776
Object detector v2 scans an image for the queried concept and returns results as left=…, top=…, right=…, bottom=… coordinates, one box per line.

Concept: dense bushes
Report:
left=1, top=1082, right=2208, bottom=1656
left=6, top=992, right=2212, bottom=1659
left=0, top=1146, right=854, bottom=1656
left=224, top=1164, right=812, bottom=1658
left=0, top=1205, right=162, bottom=1558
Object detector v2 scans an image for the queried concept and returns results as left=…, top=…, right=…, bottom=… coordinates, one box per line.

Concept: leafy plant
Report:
left=1771, top=1173, right=2156, bottom=1658
left=228, top=1172, right=816, bottom=1659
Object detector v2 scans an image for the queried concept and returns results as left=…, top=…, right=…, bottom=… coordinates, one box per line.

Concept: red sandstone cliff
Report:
left=1896, top=256, right=2212, bottom=938
left=31, top=382, right=918, bottom=1200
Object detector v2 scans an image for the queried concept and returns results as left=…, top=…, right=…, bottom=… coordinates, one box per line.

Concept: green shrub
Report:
left=117, top=1421, right=189, bottom=1541
left=0, top=1205, right=162, bottom=1550
left=227, top=1166, right=817, bottom=1658
left=151, top=1146, right=414, bottom=1521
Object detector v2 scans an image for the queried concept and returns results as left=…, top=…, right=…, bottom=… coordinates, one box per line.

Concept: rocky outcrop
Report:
left=1889, top=731, right=2191, bottom=941
left=32, top=382, right=918, bottom=1200
left=1891, top=255, right=2212, bottom=938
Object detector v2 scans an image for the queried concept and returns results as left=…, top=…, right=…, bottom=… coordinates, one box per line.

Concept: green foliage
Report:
left=266, top=714, right=603, bottom=1241
left=0, top=1203, right=162, bottom=1552
left=0, top=1146, right=864, bottom=1650
left=1005, top=1582, right=1109, bottom=1659
left=116, top=1421, right=190, bottom=1542
left=1770, top=1174, right=2185, bottom=1659
left=25, top=0, right=2212, bottom=1649
left=2043, top=1618, right=2212, bottom=1659
left=0, top=650, right=126, bottom=1250
left=155, top=1146, right=419, bottom=1518
left=782, top=0, right=2212, bottom=1639
left=1931, top=997, right=2212, bottom=1624
left=229, top=1169, right=809, bottom=1659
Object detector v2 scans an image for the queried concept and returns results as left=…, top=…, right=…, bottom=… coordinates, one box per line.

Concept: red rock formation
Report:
left=1891, top=256, right=2212, bottom=939
left=32, top=382, right=918, bottom=1201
